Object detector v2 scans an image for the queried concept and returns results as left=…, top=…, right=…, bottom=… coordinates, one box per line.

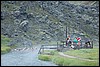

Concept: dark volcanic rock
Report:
left=1, top=1, right=99, bottom=45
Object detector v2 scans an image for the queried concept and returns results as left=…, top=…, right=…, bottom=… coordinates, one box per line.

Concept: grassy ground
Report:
left=38, top=47, right=99, bottom=66
left=1, top=35, right=11, bottom=54
left=38, top=54, right=52, bottom=61
left=1, top=46, right=11, bottom=54
left=1, top=35, right=17, bottom=54
left=63, top=48, right=99, bottom=60
left=52, top=55, right=99, bottom=66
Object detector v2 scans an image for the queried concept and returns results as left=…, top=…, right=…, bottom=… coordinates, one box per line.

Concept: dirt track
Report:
left=1, top=45, right=57, bottom=66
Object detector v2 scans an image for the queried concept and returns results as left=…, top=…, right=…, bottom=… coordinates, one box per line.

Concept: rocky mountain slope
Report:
left=1, top=1, right=99, bottom=46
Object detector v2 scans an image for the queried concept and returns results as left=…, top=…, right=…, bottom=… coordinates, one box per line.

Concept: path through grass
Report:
left=38, top=47, right=99, bottom=66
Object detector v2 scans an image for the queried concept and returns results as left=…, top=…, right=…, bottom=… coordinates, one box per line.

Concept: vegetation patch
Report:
left=52, top=56, right=64, bottom=66
left=1, top=35, right=17, bottom=54
left=1, top=35, right=11, bottom=45
left=1, top=46, right=11, bottom=54
left=38, top=48, right=99, bottom=66
left=52, top=55, right=98, bottom=66
left=38, top=54, right=52, bottom=61
left=63, top=48, right=99, bottom=60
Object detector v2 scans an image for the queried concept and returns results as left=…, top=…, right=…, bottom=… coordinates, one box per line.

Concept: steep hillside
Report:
left=1, top=1, right=99, bottom=46
left=68, top=1, right=99, bottom=6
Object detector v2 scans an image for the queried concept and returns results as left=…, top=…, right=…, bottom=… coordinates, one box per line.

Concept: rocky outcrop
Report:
left=1, top=1, right=99, bottom=46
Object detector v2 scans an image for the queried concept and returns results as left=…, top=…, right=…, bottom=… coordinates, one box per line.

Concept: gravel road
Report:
left=1, top=45, right=57, bottom=66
